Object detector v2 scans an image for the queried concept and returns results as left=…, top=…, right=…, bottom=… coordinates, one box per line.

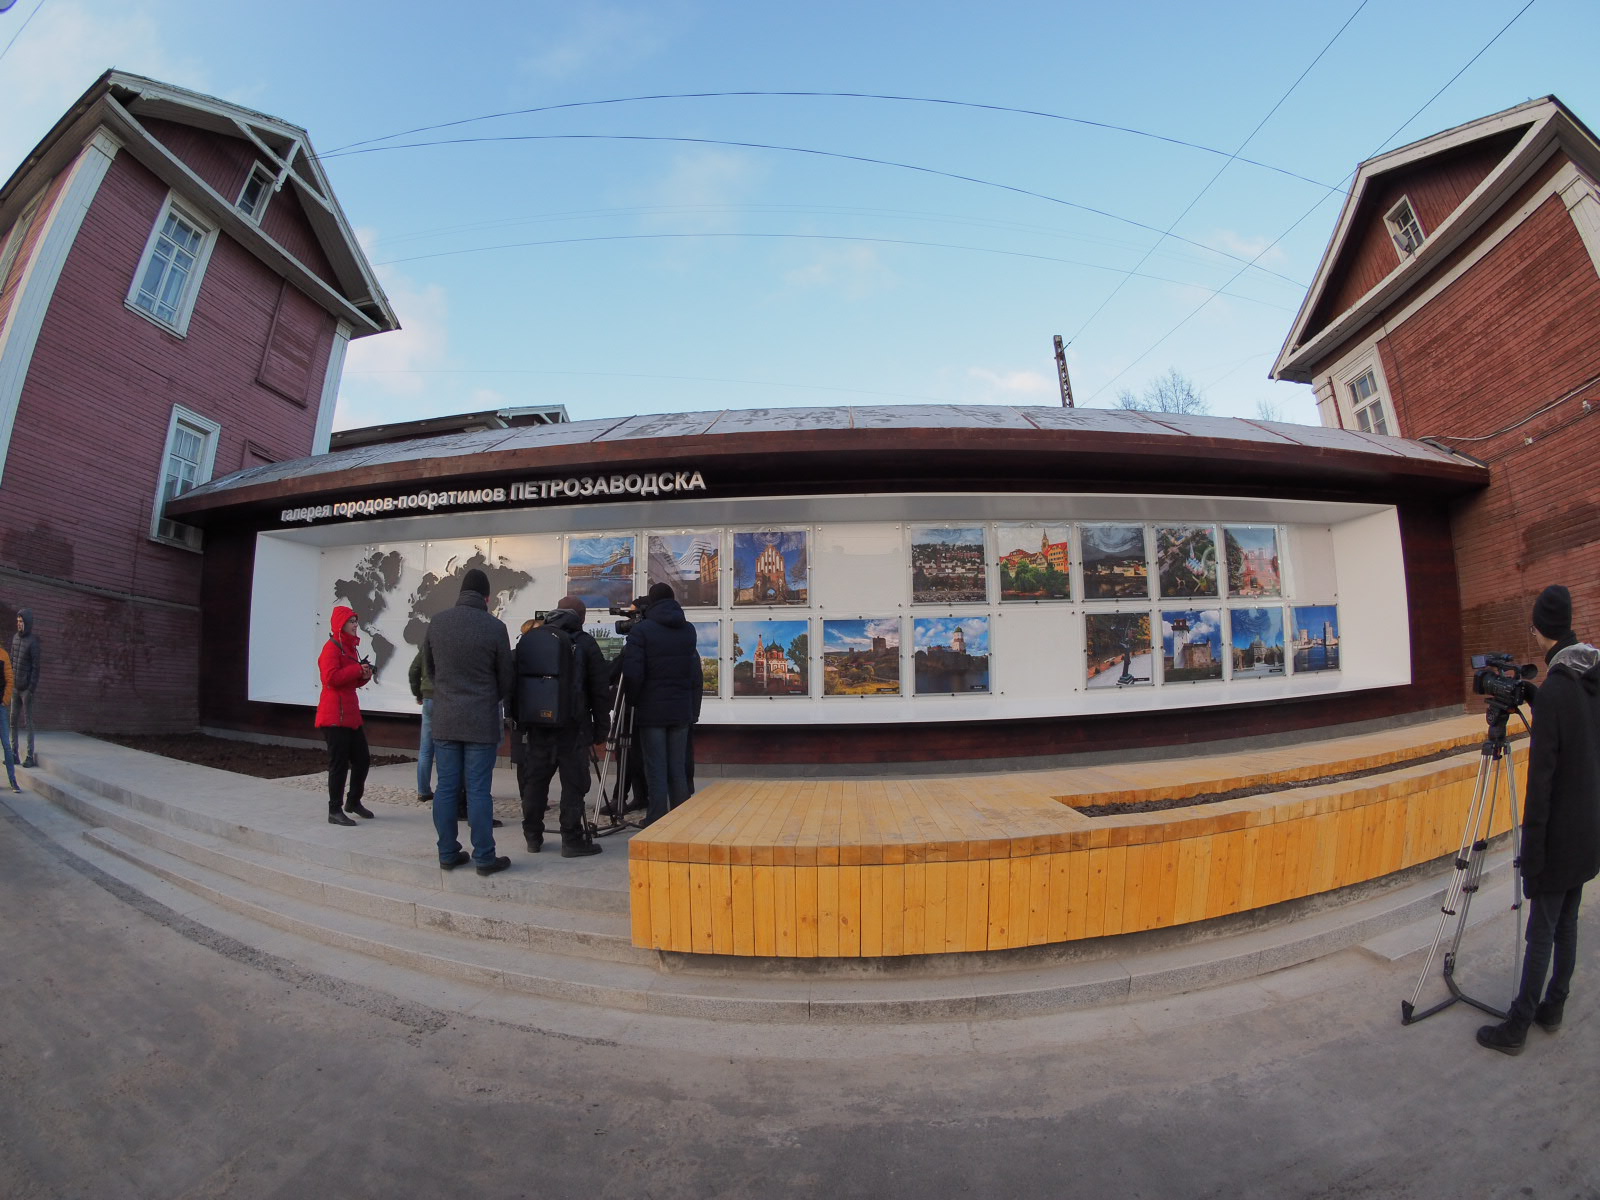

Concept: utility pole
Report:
left=1053, top=335, right=1075, bottom=408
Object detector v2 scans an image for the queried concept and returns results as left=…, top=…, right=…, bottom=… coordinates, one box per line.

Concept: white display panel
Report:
left=251, top=493, right=1413, bottom=723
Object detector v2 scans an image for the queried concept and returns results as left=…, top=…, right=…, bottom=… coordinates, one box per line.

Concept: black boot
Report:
left=561, top=833, right=602, bottom=859
left=345, top=800, right=375, bottom=819
left=1476, top=1018, right=1529, bottom=1055
left=1534, top=1000, right=1564, bottom=1032
left=328, top=808, right=357, bottom=827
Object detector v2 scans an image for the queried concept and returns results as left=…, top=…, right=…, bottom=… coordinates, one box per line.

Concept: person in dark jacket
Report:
left=514, top=596, right=610, bottom=857
left=1478, top=585, right=1600, bottom=1054
left=10, top=608, right=40, bottom=768
left=621, top=584, right=702, bottom=825
left=423, top=569, right=514, bottom=875
left=407, top=645, right=436, bottom=801
left=315, top=605, right=375, bottom=826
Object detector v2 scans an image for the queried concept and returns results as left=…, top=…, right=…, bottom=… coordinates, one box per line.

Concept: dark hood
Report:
left=16, top=609, right=31, bottom=635
left=645, top=598, right=688, bottom=629
left=1549, top=642, right=1600, bottom=696
left=544, top=608, right=584, bottom=635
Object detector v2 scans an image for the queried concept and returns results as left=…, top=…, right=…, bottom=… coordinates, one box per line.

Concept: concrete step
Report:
left=37, top=749, right=630, bottom=916
left=29, top=767, right=647, bottom=966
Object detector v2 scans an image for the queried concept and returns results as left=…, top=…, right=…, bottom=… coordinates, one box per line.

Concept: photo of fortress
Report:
left=823, top=618, right=902, bottom=696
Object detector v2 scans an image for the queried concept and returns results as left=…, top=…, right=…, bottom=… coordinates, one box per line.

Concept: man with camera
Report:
left=513, top=596, right=610, bottom=858
left=1477, top=585, right=1600, bottom=1054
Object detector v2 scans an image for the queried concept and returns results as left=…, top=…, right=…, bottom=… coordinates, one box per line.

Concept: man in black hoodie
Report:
left=1477, top=585, right=1600, bottom=1054
left=621, top=583, right=702, bottom=825
left=11, top=609, right=39, bottom=768
left=514, top=595, right=610, bottom=858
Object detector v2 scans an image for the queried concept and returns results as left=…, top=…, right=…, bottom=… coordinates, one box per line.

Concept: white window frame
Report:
left=126, top=194, right=217, bottom=336
left=1385, top=196, right=1426, bottom=259
left=0, top=193, right=45, bottom=301
left=236, top=163, right=275, bottom=222
left=150, top=405, right=221, bottom=550
left=1332, top=351, right=1398, bottom=437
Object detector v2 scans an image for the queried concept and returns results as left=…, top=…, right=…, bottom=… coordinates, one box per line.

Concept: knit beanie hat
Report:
left=647, top=582, right=675, bottom=603
left=1531, top=584, right=1572, bottom=639
left=460, top=568, right=491, bottom=597
left=557, top=594, right=587, bottom=623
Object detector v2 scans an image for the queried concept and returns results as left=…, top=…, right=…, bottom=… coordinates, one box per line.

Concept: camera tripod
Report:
left=587, top=685, right=643, bottom=836
left=1400, top=703, right=1526, bottom=1025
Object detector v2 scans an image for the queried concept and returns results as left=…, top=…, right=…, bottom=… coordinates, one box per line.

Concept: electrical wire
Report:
left=334, top=131, right=1308, bottom=287
left=1082, top=0, right=1539, bottom=405
left=323, top=90, right=1336, bottom=189
left=0, top=0, right=46, bottom=67
left=1416, top=371, right=1600, bottom=444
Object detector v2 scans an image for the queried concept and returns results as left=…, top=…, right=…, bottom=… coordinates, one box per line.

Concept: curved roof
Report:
left=167, top=404, right=1487, bottom=528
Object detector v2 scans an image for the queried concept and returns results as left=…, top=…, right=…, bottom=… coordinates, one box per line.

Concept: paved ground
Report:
left=2, top=791, right=1596, bottom=1200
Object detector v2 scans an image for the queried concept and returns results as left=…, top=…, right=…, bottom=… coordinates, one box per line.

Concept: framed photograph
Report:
left=912, top=616, right=990, bottom=694
left=692, top=620, right=721, bottom=695
left=997, top=522, right=1072, bottom=601
left=909, top=525, right=987, bottom=604
left=732, top=531, right=809, bottom=606
left=1291, top=605, right=1340, bottom=673
left=1085, top=612, right=1154, bottom=689
left=1080, top=523, right=1149, bottom=600
left=648, top=532, right=721, bottom=608
left=564, top=535, right=635, bottom=611
left=731, top=620, right=809, bottom=697
left=1229, top=607, right=1286, bottom=678
left=1161, top=609, right=1224, bottom=683
left=1224, top=526, right=1281, bottom=598
left=1155, top=525, right=1218, bottom=599
left=822, top=618, right=902, bottom=696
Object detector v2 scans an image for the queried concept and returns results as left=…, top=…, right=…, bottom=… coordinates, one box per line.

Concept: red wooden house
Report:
left=1273, top=96, right=1600, bottom=680
left=0, top=72, right=398, bottom=732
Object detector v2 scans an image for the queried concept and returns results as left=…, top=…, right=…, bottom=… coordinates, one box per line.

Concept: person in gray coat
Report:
left=423, top=569, right=514, bottom=875
left=11, top=609, right=39, bottom=768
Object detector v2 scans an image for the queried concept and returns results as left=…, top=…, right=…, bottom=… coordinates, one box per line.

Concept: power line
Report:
left=324, top=90, right=1336, bottom=189
left=1063, top=0, right=1368, bottom=349
left=336, top=131, right=1309, bottom=287
left=1082, top=0, right=1538, bottom=405
left=373, top=230, right=1295, bottom=310
left=0, top=0, right=46, bottom=67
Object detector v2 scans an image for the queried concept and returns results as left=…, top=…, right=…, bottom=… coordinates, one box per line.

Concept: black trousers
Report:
left=1510, top=885, right=1584, bottom=1024
left=518, top=725, right=592, bottom=841
left=323, top=726, right=370, bottom=811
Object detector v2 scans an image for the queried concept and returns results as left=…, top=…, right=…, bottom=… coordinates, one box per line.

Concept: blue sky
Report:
left=4, top=0, right=1597, bottom=432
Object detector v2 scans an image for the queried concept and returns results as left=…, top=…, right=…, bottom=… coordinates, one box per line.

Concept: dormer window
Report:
left=236, top=163, right=275, bottom=221
left=1386, top=197, right=1425, bottom=258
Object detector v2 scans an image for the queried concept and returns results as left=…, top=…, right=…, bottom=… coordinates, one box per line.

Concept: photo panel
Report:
left=565, top=534, right=636, bottom=612
left=1085, top=611, right=1154, bottom=689
left=912, top=616, right=991, bottom=695
left=647, top=531, right=721, bottom=608
left=732, top=531, right=809, bottom=606
left=1230, top=607, right=1286, bottom=678
left=1155, top=525, right=1219, bottom=599
left=1291, top=605, right=1341, bottom=673
left=1224, top=526, right=1282, bottom=598
left=693, top=620, right=721, bottom=696
left=1080, top=523, right=1150, bottom=600
left=910, top=525, right=988, bottom=604
left=731, top=619, right=809, bottom=697
left=997, top=522, right=1072, bottom=602
left=1161, top=608, right=1224, bottom=684
left=822, top=617, right=902, bottom=696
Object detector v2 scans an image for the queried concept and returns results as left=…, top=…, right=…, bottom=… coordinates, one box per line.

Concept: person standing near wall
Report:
left=408, top=646, right=436, bottom=803
left=424, top=569, right=514, bottom=875
left=1477, top=585, right=1600, bottom=1054
left=621, top=584, right=701, bottom=827
left=0, top=640, right=22, bottom=793
left=316, top=605, right=375, bottom=827
left=10, top=610, right=39, bottom=768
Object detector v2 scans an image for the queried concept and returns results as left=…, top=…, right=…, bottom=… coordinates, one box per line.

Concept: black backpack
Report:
left=514, top=625, right=576, bottom=727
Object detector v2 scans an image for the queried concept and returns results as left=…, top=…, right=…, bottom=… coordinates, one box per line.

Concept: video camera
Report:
left=1471, top=652, right=1536, bottom=710
left=609, top=599, right=645, bottom=637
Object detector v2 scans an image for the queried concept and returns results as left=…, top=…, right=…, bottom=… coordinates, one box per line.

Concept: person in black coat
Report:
left=1478, top=585, right=1600, bottom=1054
left=514, top=597, right=610, bottom=857
left=621, top=585, right=701, bottom=825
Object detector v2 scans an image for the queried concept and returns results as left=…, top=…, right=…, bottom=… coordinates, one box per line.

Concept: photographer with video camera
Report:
left=513, top=596, right=611, bottom=858
left=622, top=583, right=701, bottom=827
left=1477, top=585, right=1600, bottom=1055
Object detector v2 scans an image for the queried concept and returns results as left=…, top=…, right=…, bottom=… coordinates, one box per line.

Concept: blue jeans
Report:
left=639, top=723, right=691, bottom=823
left=0, top=707, right=17, bottom=789
left=416, top=699, right=435, bottom=796
left=9, top=689, right=33, bottom=761
left=432, top=740, right=498, bottom=865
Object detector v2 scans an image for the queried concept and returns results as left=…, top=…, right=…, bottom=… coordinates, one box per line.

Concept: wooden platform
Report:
left=628, top=714, right=1523, bottom=957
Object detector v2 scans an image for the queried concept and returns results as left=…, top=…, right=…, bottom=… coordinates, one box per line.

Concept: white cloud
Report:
left=1205, top=228, right=1288, bottom=268
left=962, top=367, right=1055, bottom=402
left=630, top=149, right=765, bottom=233
left=0, top=2, right=209, bottom=177
left=335, top=228, right=451, bottom=427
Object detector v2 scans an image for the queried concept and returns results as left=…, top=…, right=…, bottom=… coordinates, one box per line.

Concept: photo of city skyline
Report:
left=910, top=526, right=987, bottom=604
left=1081, top=524, right=1149, bottom=600
left=1291, top=605, right=1341, bottom=673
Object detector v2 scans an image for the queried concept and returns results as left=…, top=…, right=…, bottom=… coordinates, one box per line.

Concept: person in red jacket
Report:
left=316, top=605, right=376, bottom=826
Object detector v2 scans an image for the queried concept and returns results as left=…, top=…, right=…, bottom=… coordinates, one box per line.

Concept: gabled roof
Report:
left=0, top=71, right=398, bottom=337
left=1272, top=96, right=1600, bottom=383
